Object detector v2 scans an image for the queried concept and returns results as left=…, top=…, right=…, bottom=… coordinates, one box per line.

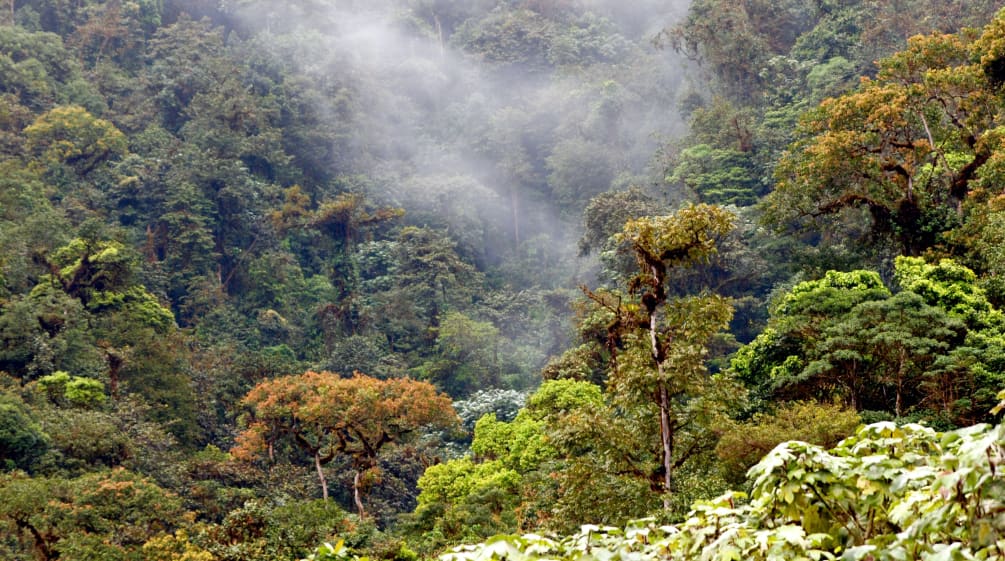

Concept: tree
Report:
left=584, top=203, right=737, bottom=508
left=28, top=236, right=189, bottom=430
left=894, top=256, right=1003, bottom=329
left=409, top=457, right=522, bottom=550
left=714, top=399, right=860, bottom=484
left=0, top=468, right=189, bottom=561
left=731, top=269, right=891, bottom=403
left=24, top=104, right=127, bottom=177
left=546, top=137, right=616, bottom=211
left=419, top=311, right=501, bottom=397
left=579, top=187, right=665, bottom=257
left=191, top=498, right=356, bottom=561
left=374, top=226, right=482, bottom=351
left=233, top=371, right=457, bottom=516
left=37, top=370, right=105, bottom=408
left=764, top=20, right=1005, bottom=257
left=38, top=238, right=173, bottom=330
left=530, top=377, right=669, bottom=528
left=0, top=392, right=49, bottom=472
left=69, top=0, right=161, bottom=70
left=390, top=173, right=502, bottom=265
left=668, top=143, right=763, bottom=205
left=406, top=379, right=595, bottom=547
left=144, top=15, right=229, bottom=133
left=665, top=0, right=815, bottom=102
left=813, top=291, right=963, bottom=416
left=731, top=258, right=1001, bottom=424
left=0, top=25, right=94, bottom=111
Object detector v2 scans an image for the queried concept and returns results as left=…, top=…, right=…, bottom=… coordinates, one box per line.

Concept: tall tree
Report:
left=585, top=203, right=737, bottom=508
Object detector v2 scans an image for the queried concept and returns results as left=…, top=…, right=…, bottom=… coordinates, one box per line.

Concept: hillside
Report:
left=1, top=1, right=1005, bottom=560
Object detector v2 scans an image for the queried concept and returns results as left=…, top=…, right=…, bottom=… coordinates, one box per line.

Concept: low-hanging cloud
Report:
left=226, top=0, right=694, bottom=286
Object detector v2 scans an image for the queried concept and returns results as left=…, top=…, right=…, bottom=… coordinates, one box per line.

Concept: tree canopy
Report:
left=3, top=1, right=1005, bottom=560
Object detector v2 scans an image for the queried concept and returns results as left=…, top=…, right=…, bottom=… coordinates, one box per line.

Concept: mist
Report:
left=225, top=0, right=695, bottom=287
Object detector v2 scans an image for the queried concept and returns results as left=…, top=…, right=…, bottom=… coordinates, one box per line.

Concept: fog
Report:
left=225, top=0, right=695, bottom=286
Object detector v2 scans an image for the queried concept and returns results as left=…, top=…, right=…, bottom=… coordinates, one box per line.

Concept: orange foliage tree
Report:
left=232, top=371, right=457, bottom=516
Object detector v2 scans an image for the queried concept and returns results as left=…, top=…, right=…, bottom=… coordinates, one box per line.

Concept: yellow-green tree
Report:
left=24, top=104, right=127, bottom=176
left=585, top=204, right=739, bottom=509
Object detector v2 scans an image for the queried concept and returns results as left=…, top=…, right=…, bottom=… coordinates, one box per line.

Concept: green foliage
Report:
left=34, top=403, right=132, bottom=472
left=142, top=530, right=215, bottom=561
left=668, top=143, right=763, bottom=205
left=406, top=379, right=602, bottom=548
left=303, top=535, right=419, bottom=561
left=24, top=104, right=127, bottom=176
left=715, top=400, right=860, bottom=483
left=579, top=187, right=666, bottom=280
left=410, top=458, right=522, bottom=549
left=0, top=25, right=92, bottom=111
left=0, top=392, right=49, bottom=471
left=452, top=9, right=629, bottom=73
left=390, top=174, right=502, bottom=264
left=442, top=418, right=1005, bottom=561
left=196, top=499, right=355, bottom=561
left=895, top=256, right=1003, bottom=329
left=37, top=370, right=106, bottom=407
left=0, top=468, right=189, bottom=561
left=733, top=257, right=1003, bottom=424
left=0, top=283, right=103, bottom=380
left=42, top=237, right=175, bottom=331
left=421, top=312, right=502, bottom=397
left=525, top=377, right=604, bottom=419
left=601, top=203, right=738, bottom=500
left=470, top=413, right=553, bottom=473
left=546, top=138, right=615, bottom=211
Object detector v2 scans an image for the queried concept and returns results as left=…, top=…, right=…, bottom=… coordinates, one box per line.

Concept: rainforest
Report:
left=2, top=1, right=1005, bottom=560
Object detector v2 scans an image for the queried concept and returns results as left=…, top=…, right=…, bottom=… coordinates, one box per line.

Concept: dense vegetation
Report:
left=3, top=1, right=1005, bottom=560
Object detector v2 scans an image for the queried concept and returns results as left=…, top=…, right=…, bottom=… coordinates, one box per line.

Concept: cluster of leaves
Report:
left=440, top=418, right=1005, bottom=561
left=732, top=257, right=1005, bottom=426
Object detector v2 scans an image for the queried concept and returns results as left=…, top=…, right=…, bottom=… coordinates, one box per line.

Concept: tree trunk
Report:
left=315, top=452, right=329, bottom=501
left=353, top=470, right=367, bottom=518
left=659, top=383, right=673, bottom=510
left=18, top=518, right=53, bottom=561
left=105, top=349, right=123, bottom=399
left=895, top=347, right=907, bottom=418
left=646, top=289, right=674, bottom=510
left=434, top=14, right=444, bottom=59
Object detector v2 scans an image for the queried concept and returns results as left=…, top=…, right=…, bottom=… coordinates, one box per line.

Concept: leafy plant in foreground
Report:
left=432, top=411, right=1005, bottom=561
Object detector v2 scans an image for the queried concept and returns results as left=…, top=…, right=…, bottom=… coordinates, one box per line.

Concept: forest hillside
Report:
left=2, top=1, right=1005, bottom=560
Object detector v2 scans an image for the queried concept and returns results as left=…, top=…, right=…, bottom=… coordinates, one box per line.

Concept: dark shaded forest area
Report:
left=3, top=1, right=1005, bottom=560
